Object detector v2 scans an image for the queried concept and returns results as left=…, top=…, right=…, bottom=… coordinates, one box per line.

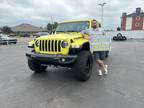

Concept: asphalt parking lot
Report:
left=0, top=38, right=144, bottom=108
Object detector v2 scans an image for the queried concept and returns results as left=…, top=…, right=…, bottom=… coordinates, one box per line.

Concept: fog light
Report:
left=61, top=58, right=66, bottom=62
left=71, top=45, right=81, bottom=48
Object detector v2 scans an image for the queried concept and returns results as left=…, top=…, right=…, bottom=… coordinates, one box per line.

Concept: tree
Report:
left=47, top=23, right=53, bottom=31
left=117, top=27, right=121, bottom=31
left=47, top=22, right=58, bottom=34
left=1, top=26, right=12, bottom=34
left=53, top=22, right=58, bottom=29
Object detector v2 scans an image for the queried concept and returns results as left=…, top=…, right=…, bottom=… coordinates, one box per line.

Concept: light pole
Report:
left=98, top=3, right=107, bottom=28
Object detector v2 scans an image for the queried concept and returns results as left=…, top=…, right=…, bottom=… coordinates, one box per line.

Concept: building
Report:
left=12, top=23, right=43, bottom=36
left=121, top=8, right=144, bottom=31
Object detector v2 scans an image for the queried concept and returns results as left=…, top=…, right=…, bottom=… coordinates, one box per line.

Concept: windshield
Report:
left=56, top=21, right=89, bottom=32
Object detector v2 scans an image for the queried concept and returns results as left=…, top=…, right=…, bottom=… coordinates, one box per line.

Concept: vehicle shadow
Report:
left=30, top=66, right=77, bottom=83
left=29, top=64, right=106, bottom=85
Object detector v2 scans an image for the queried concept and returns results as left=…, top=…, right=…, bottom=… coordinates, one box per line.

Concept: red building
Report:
left=121, top=8, right=144, bottom=31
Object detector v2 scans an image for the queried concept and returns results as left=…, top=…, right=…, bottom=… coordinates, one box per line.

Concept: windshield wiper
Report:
left=56, top=31, right=65, bottom=32
left=65, top=30, right=79, bottom=32
left=56, top=30, right=80, bottom=32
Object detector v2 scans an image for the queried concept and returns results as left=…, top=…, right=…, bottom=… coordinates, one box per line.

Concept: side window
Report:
left=85, top=22, right=89, bottom=29
left=80, top=22, right=89, bottom=30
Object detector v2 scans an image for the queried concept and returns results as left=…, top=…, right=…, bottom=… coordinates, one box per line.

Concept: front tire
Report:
left=28, top=59, right=47, bottom=73
left=73, top=51, right=93, bottom=81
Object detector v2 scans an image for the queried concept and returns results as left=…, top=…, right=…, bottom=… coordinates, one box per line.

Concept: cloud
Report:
left=0, top=0, right=144, bottom=29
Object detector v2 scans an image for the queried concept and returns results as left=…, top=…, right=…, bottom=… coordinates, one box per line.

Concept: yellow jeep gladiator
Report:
left=26, top=19, right=108, bottom=81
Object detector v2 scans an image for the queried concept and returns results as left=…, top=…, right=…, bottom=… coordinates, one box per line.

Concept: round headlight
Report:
left=61, top=41, right=68, bottom=48
left=35, top=40, right=40, bottom=47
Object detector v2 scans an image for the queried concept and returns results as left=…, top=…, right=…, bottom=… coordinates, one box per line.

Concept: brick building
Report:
left=121, top=8, right=144, bottom=31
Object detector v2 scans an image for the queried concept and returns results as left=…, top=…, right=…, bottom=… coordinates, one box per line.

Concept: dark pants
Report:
left=93, top=51, right=106, bottom=60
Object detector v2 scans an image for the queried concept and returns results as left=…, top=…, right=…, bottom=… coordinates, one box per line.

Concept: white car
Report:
left=0, top=34, right=17, bottom=45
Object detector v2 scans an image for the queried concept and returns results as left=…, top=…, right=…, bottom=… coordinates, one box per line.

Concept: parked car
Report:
left=20, top=33, right=30, bottom=37
left=35, top=32, right=49, bottom=38
left=0, top=34, right=17, bottom=45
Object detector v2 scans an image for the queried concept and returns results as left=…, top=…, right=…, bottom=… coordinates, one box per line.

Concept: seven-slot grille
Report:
left=39, top=40, right=62, bottom=52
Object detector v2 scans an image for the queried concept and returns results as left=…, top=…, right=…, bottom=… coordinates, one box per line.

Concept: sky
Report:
left=0, top=0, right=144, bottom=29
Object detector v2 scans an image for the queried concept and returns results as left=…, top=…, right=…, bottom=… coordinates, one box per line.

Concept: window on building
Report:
left=135, top=23, right=140, bottom=27
left=136, top=16, right=140, bottom=20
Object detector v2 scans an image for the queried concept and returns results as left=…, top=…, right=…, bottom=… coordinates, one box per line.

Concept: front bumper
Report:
left=26, top=52, right=78, bottom=66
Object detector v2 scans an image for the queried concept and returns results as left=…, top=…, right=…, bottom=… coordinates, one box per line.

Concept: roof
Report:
left=123, top=8, right=144, bottom=17
left=12, top=23, right=42, bottom=32
left=126, top=12, right=144, bottom=17
left=59, top=19, right=100, bottom=24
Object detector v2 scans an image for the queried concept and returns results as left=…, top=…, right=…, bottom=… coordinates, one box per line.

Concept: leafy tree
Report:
left=117, top=26, right=121, bottom=31
left=47, top=23, right=53, bottom=31
left=53, top=22, right=58, bottom=29
left=47, top=22, right=58, bottom=33
left=1, top=26, right=12, bottom=34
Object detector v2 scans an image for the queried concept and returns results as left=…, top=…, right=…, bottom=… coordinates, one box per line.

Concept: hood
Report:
left=37, top=33, right=83, bottom=40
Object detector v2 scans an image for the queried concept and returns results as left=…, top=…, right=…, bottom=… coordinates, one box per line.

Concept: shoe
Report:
left=104, top=65, right=108, bottom=75
left=98, top=69, right=103, bottom=76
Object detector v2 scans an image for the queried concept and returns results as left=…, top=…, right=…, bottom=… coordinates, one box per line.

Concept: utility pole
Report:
left=51, top=16, right=53, bottom=28
left=51, top=16, right=54, bottom=34
left=98, top=3, right=107, bottom=28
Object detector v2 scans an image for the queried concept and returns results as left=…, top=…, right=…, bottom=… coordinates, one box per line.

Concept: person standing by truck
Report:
left=81, top=19, right=108, bottom=76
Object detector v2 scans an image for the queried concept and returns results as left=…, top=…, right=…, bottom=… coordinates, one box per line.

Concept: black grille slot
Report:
left=45, top=40, right=47, bottom=51
left=42, top=40, right=44, bottom=51
left=55, top=40, right=57, bottom=52
left=40, top=40, right=41, bottom=51
left=58, top=40, right=61, bottom=52
left=51, top=40, right=54, bottom=51
left=48, top=40, right=51, bottom=51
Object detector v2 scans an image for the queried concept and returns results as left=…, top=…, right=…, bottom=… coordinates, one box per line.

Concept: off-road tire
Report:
left=28, top=59, right=47, bottom=73
left=73, top=51, right=93, bottom=81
